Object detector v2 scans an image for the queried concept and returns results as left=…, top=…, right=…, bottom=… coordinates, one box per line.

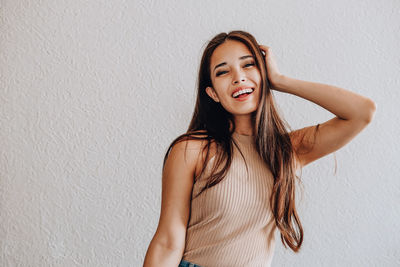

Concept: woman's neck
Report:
left=230, top=114, right=255, bottom=136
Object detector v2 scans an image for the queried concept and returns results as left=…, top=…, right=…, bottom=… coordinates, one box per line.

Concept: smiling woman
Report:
left=205, top=40, right=261, bottom=119
left=143, top=30, right=376, bottom=267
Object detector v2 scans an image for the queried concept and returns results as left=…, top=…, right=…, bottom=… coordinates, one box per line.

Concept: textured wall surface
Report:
left=1, top=0, right=399, bottom=266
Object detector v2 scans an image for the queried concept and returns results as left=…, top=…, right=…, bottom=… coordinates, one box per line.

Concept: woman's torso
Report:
left=182, top=132, right=277, bottom=267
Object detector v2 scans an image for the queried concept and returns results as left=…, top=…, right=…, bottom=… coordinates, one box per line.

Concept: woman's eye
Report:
left=215, top=63, right=255, bottom=77
left=216, top=71, right=227, bottom=76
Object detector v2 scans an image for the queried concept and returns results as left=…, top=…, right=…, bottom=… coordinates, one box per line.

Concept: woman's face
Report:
left=206, top=39, right=261, bottom=116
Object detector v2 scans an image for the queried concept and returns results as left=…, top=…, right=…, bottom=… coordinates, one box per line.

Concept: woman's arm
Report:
left=274, top=75, right=376, bottom=122
left=277, top=75, right=376, bottom=169
left=143, top=138, right=203, bottom=266
left=259, top=45, right=377, bottom=168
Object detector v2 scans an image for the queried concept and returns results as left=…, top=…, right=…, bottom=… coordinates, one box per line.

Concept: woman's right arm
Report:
left=143, top=138, right=204, bottom=267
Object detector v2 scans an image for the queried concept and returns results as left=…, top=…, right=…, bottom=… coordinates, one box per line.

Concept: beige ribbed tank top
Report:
left=182, top=132, right=278, bottom=267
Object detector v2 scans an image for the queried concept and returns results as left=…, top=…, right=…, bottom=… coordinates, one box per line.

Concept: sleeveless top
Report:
left=182, top=132, right=278, bottom=267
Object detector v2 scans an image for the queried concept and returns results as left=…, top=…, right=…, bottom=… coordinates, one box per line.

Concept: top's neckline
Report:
left=232, top=132, right=255, bottom=144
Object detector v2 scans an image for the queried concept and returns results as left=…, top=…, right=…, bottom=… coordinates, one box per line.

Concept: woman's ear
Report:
left=205, top=86, right=220, bottom=102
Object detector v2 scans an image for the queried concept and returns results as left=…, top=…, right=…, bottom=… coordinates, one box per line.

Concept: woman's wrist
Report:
left=271, top=74, right=287, bottom=92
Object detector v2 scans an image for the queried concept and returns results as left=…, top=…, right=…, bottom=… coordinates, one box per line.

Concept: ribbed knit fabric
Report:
left=182, top=132, right=278, bottom=267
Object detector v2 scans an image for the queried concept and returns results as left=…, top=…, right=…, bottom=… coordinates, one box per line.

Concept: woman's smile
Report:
left=232, top=88, right=255, bottom=101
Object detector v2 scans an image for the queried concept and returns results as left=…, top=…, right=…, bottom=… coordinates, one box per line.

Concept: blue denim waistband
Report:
left=179, top=258, right=203, bottom=267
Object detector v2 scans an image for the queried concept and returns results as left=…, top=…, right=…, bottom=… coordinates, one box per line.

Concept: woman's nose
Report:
left=232, top=70, right=246, bottom=84
left=233, top=78, right=246, bottom=84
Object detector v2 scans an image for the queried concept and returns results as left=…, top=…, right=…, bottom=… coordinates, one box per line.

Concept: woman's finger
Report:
left=259, top=45, right=270, bottom=56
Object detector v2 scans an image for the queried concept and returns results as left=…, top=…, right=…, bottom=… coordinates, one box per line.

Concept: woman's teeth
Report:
left=232, top=88, right=254, bottom=98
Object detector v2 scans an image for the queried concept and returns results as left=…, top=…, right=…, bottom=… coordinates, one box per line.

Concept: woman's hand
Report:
left=259, top=45, right=285, bottom=90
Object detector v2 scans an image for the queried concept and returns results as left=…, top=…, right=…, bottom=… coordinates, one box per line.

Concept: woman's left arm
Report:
left=275, top=75, right=376, bottom=122
left=259, top=45, right=377, bottom=169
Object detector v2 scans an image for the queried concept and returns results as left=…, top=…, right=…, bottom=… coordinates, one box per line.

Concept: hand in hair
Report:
left=259, top=45, right=285, bottom=91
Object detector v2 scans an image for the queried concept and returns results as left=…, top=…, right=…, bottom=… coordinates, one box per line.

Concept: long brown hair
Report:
left=162, top=30, right=320, bottom=252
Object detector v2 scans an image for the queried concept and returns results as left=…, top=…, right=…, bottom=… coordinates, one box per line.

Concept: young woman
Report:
left=143, top=30, right=376, bottom=267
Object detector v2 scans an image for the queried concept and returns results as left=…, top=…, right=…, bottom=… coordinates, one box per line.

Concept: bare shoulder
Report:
left=166, top=129, right=219, bottom=180
left=185, top=130, right=219, bottom=178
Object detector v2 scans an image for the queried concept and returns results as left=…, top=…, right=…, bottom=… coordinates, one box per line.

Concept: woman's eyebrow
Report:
left=213, top=55, right=253, bottom=72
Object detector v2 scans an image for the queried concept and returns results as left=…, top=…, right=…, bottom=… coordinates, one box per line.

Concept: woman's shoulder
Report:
left=177, top=130, right=217, bottom=152
left=178, top=130, right=218, bottom=177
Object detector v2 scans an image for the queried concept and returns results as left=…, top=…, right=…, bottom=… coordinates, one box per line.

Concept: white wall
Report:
left=1, top=0, right=399, bottom=266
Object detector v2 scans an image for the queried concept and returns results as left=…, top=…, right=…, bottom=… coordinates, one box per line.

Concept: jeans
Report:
left=179, top=258, right=203, bottom=267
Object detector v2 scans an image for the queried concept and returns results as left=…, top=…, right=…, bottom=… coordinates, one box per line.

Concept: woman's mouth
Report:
left=232, top=88, right=254, bottom=101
